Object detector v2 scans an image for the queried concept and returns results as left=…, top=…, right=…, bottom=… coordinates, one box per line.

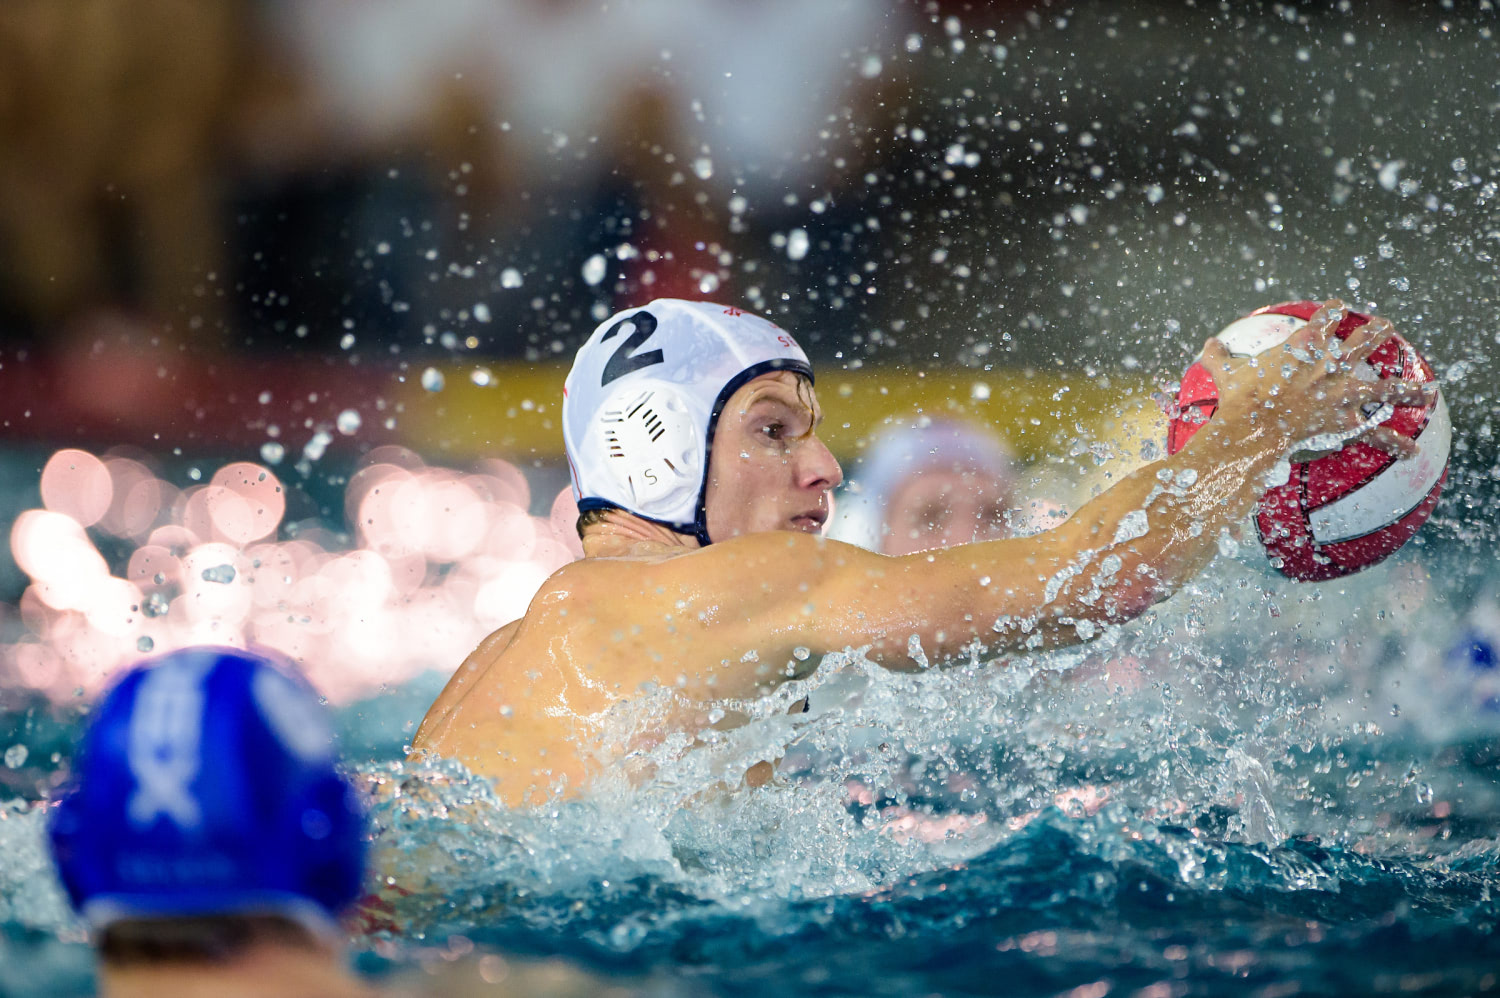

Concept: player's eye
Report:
left=761, top=422, right=785, bottom=441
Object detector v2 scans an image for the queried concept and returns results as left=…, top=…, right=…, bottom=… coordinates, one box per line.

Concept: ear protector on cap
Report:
left=594, top=380, right=702, bottom=512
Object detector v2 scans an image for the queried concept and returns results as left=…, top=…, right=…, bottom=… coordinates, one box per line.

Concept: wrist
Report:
left=1181, top=411, right=1294, bottom=469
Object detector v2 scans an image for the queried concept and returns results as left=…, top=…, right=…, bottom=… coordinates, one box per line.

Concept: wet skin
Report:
left=413, top=302, right=1434, bottom=806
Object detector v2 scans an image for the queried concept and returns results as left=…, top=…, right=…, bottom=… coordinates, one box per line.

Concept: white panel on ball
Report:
left=1215, top=314, right=1303, bottom=357
left=1309, top=394, right=1452, bottom=545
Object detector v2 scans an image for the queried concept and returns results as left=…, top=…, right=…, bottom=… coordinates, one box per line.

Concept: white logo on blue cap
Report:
left=126, top=658, right=213, bottom=830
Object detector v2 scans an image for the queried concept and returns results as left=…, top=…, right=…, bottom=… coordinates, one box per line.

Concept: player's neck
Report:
left=581, top=511, right=700, bottom=558
left=100, top=943, right=376, bottom=998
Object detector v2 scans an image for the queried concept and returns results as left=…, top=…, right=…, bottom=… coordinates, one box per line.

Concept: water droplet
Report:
left=1113, top=509, right=1149, bottom=544
left=421, top=367, right=445, bottom=392
left=786, top=228, right=810, bottom=261
left=500, top=268, right=524, bottom=289
left=860, top=54, right=883, bottom=78
left=336, top=409, right=362, bottom=435
left=136, top=636, right=154, bottom=653
left=692, top=157, right=713, bottom=181
left=792, top=646, right=811, bottom=662
left=3, top=744, right=26, bottom=769
left=473, top=303, right=491, bottom=323
left=1416, top=782, right=1434, bottom=805
left=340, top=333, right=356, bottom=350
left=470, top=367, right=493, bottom=387
left=201, top=564, right=237, bottom=584
left=143, top=592, right=169, bottom=617
left=581, top=254, right=607, bottom=286
left=261, top=441, right=285, bottom=465
left=301, top=429, right=333, bottom=464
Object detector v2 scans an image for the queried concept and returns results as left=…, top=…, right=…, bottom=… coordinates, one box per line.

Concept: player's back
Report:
left=411, top=557, right=650, bottom=805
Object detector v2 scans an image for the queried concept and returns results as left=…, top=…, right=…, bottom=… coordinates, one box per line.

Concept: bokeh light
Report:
left=39, top=450, right=112, bottom=527
left=1, top=447, right=580, bottom=704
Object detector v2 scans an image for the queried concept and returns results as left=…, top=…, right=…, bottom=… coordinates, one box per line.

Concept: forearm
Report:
left=903, top=415, right=1295, bottom=658
left=1050, top=417, right=1291, bottom=616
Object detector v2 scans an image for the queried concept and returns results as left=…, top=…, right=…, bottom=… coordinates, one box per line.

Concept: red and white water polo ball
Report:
left=1166, top=301, right=1450, bottom=582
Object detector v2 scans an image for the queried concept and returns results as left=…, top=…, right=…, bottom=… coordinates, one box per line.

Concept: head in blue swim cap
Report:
left=564, top=299, right=840, bottom=544
left=48, top=645, right=367, bottom=940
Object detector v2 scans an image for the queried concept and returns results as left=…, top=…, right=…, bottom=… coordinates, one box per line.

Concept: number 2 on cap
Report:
left=600, top=310, right=664, bottom=386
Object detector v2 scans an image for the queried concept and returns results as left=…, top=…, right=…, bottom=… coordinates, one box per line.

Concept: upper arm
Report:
left=779, top=518, right=1163, bottom=666
left=613, top=533, right=1054, bottom=682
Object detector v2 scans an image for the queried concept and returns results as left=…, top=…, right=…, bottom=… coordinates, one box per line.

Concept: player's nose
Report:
left=799, top=434, right=842, bottom=491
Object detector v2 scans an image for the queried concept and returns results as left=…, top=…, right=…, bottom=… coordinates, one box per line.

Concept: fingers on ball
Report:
left=1379, top=377, right=1438, bottom=407
left=1343, top=316, right=1394, bottom=365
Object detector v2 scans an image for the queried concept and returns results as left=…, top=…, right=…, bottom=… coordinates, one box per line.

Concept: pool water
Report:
left=4, top=543, right=1500, bottom=997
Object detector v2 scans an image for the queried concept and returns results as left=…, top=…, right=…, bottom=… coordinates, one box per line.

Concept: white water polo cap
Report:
left=563, top=299, right=813, bottom=543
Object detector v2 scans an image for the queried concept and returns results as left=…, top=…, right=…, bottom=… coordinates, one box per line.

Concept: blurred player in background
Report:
left=47, top=646, right=375, bottom=998
left=828, top=417, right=1022, bottom=554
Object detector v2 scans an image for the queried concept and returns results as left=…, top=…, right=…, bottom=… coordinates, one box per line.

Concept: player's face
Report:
left=704, top=371, right=842, bottom=541
left=881, top=469, right=1012, bottom=555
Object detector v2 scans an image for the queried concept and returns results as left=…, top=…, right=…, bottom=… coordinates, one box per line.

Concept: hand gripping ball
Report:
left=1166, top=301, right=1450, bottom=581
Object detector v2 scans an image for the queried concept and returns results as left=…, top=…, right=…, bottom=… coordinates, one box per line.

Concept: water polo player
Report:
left=48, top=646, right=376, bottom=998
left=412, top=297, right=1433, bottom=805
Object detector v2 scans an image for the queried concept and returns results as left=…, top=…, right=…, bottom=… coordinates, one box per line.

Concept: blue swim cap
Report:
left=47, top=646, right=368, bottom=936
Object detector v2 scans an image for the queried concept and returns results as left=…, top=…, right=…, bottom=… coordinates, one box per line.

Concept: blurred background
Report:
left=0, top=0, right=1496, bottom=780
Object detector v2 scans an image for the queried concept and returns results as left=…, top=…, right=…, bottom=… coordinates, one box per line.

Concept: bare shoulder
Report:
left=410, top=618, right=520, bottom=748
left=626, top=532, right=890, bottom=648
left=411, top=561, right=598, bottom=749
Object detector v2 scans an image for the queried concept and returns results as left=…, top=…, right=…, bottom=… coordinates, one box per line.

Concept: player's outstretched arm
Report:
left=820, top=300, right=1434, bottom=666
left=660, top=302, right=1433, bottom=684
